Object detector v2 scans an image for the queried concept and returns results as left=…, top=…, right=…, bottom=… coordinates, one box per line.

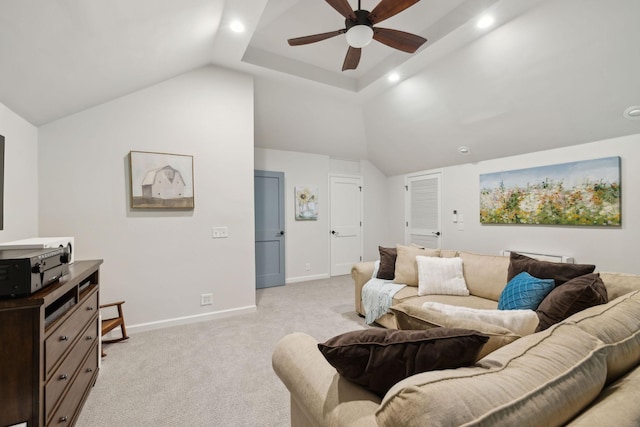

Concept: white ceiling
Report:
left=0, top=0, right=639, bottom=175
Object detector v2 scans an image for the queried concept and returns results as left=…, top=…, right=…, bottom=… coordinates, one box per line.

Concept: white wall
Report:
left=0, top=102, right=39, bottom=241
left=360, top=159, right=392, bottom=261
left=38, top=66, right=256, bottom=330
left=389, top=133, right=640, bottom=274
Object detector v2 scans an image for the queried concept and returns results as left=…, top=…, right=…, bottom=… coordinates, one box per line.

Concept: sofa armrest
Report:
left=351, top=262, right=376, bottom=316
left=272, top=332, right=380, bottom=427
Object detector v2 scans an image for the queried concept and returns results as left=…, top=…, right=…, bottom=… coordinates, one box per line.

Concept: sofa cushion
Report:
left=498, top=271, right=555, bottom=310
left=459, top=251, right=510, bottom=301
left=565, top=290, right=640, bottom=384
left=317, top=328, right=488, bottom=398
left=391, top=303, right=520, bottom=359
left=376, top=324, right=608, bottom=427
left=536, top=273, right=608, bottom=331
left=566, top=366, right=640, bottom=426
left=421, top=301, right=539, bottom=336
left=376, top=246, right=397, bottom=280
left=507, top=252, right=595, bottom=286
left=416, top=255, right=469, bottom=296
left=598, top=271, right=640, bottom=300
left=393, top=245, right=440, bottom=286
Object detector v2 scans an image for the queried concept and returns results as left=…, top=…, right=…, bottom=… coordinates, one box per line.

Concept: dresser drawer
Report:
left=45, top=319, right=99, bottom=419
left=45, top=291, right=98, bottom=375
left=46, top=343, right=99, bottom=427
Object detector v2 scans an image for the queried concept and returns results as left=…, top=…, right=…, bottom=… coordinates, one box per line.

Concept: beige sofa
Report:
left=272, top=250, right=640, bottom=426
left=352, top=251, right=513, bottom=329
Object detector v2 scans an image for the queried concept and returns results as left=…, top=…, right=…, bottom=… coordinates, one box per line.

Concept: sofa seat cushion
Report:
left=376, top=323, right=608, bottom=427
left=391, top=303, right=520, bottom=359
left=391, top=287, right=498, bottom=309
left=565, top=290, right=640, bottom=383
left=459, top=252, right=510, bottom=301
left=318, top=328, right=489, bottom=398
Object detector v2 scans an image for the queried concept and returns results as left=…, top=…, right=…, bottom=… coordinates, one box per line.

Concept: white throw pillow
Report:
left=417, top=256, right=469, bottom=296
left=422, top=301, right=539, bottom=336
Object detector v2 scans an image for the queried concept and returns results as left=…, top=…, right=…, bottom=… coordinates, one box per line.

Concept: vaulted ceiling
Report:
left=1, top=0, right=639, bottom=175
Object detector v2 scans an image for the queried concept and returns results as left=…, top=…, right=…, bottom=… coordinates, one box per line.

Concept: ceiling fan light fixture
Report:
left=346, top=25, right=374, bottom=48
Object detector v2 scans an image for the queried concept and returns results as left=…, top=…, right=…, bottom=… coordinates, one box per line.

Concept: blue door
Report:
left=254, top=170, right=285, bottom=288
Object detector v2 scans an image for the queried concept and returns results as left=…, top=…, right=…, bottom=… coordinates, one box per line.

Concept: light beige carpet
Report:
left=76, top=274, right=367, bottom=427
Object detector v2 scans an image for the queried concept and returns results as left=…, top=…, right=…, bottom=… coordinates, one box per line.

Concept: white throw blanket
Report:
left=362, top=278, right=406, bottom=325
left=422, top=301, right=539, bottom=336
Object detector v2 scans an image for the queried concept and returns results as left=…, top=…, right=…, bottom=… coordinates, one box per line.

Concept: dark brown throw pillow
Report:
left=376, top=246, right=397, bottom=280
left=536, top=273, right=608, bottom=331
left=507, top=252, right=595, bottom=286
left=317, top=328, right=489, bottom=397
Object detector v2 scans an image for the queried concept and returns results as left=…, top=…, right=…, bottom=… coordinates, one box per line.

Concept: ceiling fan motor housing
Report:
left=345, top=9, right=373, bottom=31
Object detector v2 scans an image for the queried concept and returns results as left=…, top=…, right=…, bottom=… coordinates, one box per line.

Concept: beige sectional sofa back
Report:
left=273, top=289, right=640, bottom=427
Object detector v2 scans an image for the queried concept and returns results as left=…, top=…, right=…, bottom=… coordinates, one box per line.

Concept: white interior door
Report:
left=330, top=175, right=362, bottom=276
left=405, top=172, right=442, bottom=248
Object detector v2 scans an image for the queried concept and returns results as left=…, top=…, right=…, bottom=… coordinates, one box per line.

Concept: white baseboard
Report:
left=286, top=273, right=330, bottom=284
left=118, top=305, right=257, bottom=335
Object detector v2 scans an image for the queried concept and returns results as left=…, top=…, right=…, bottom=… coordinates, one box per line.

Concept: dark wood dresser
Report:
left=0, top=259, right=103, bottom=427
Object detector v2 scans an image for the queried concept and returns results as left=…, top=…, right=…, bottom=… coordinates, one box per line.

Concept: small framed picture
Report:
left=129, top=151, right=194, bottom=209
left=295, top=186, right=318, bottom=220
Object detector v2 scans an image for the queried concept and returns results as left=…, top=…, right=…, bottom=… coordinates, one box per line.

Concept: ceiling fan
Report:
left=287, top=0, right=427, bottom=71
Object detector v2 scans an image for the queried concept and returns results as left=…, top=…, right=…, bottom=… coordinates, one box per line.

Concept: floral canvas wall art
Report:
left=295, top=186, right=318, bottom=220
left=480, top=156, right=621, bottom=226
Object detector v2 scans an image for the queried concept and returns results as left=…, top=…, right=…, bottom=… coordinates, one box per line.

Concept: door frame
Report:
left=328, top=173, right=363, bottom=276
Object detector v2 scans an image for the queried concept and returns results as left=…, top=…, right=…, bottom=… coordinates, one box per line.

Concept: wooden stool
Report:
left=100, top=301, right=129, bottom=356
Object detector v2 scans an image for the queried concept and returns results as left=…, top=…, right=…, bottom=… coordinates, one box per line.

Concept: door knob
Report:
left=331, top=230, right=337, bottom=235
left=432, top=231, right=441, bottom=236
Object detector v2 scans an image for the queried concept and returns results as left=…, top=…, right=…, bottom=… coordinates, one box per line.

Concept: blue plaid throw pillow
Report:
left=498, top=272, right=555, bottom=310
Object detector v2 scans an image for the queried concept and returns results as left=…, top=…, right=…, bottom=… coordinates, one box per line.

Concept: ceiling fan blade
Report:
left=369, top=0, right=420, bottom=25
left=325, top=0, right=356, bottom=20
left=288, top=29, right=345, bottom=46
left=342, top=47, right=362, bottom=71
left=373, top=27, right=427, bottom=53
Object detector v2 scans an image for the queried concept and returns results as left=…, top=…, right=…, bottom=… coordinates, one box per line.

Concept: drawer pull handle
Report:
left=87, top=367, right=93, bottom=373
left=60, top=335, right=68, bottom=341
left=59, top=374, right=68, bottom=380
left=86, top=335, right=93, bottom=340
left=87, top=306, right=94, bottom=311
left=59, top=415, right=68, bottom=422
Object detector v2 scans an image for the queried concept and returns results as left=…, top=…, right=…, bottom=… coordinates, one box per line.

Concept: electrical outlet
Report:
left=200, top=293, right=213, bottom=306
left=305, top=263, right=311, bottom=271
left=212, top=227, right=228, bottom=238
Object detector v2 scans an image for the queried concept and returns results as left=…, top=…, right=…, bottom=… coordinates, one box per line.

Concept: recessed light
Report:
left=623, top=106, right=640, bottom=120
left=388, top=72, right=400, bottom=82
left=458, top=146, right=470, bottom=155
left=230, top=20, right=245, bottom=33
left=477, top=15, right=495, bottom=29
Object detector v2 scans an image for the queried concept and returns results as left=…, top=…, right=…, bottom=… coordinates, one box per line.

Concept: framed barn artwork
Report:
left=129, top=151, right=194, bottom=209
